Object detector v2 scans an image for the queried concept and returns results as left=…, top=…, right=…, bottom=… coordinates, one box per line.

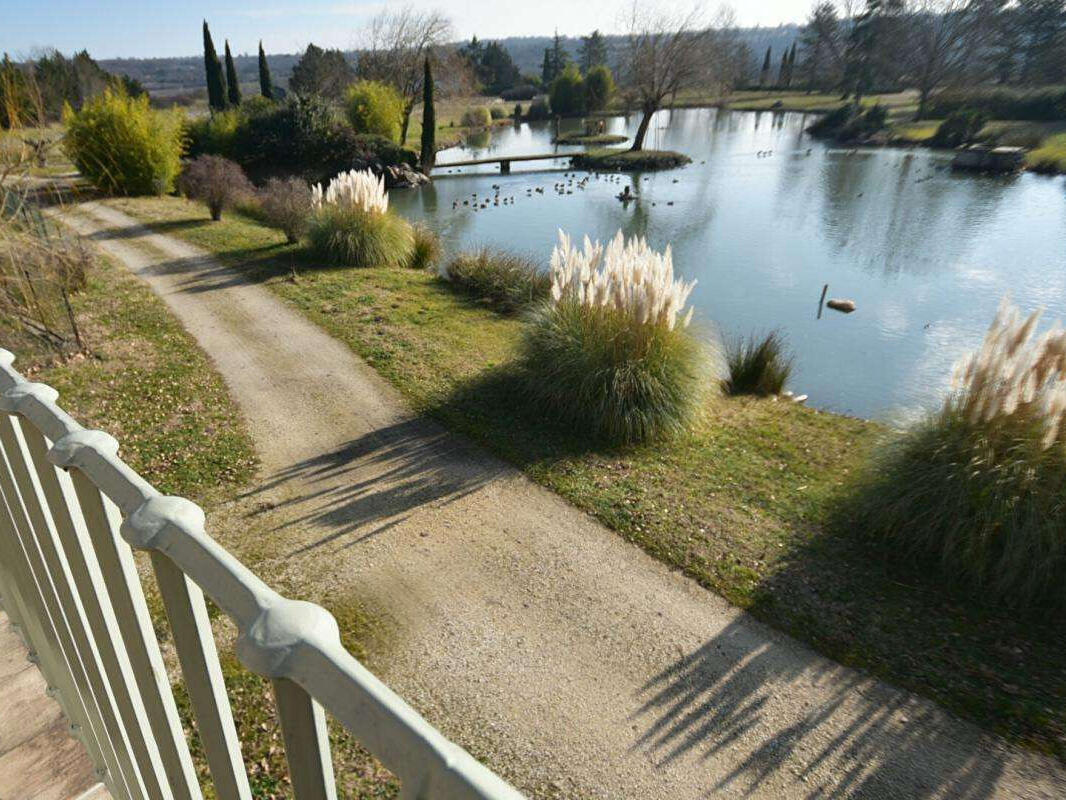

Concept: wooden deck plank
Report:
left=0, top=609, right=109, bottom=800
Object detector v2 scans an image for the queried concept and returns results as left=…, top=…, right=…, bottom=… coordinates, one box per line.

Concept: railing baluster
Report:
left=0, top=419, right=116, bottom=778
left=152, top=551, right=252, bottom=800
left=67, top=471, right=203, bottom=800
left=271, top=677, right=338, bottom=800
left=0, top=417, right=137, bottom=800
left=20, top=426, right=153, bottom=800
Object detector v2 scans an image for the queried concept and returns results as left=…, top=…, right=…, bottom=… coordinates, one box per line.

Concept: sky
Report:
left=0, top=0, right=813, bottom=60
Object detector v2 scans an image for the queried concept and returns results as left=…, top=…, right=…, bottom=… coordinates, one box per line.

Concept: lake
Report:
left=390, top=107, right=1066, bottom=421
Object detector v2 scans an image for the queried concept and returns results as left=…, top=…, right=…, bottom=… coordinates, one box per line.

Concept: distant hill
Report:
left=99, top=26, right=804, bottom=98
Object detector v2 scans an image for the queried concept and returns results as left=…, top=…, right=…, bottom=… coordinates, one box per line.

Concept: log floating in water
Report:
left=826, top=298, right=856, bottom=313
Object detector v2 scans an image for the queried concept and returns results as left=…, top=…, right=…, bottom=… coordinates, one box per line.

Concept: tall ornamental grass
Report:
left=63, top=88, right=184, bottom=195
left=307, top=168, right=413, bottom=268
left=519, top=230, right=705, bottom=445
left=723, top=331, right=793, bottom=396
left=848, top=298, right=1066, bottom=607
left=444, top=248, right=549, bottom=311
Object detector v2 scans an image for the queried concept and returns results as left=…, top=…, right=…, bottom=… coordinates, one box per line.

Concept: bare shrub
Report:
left=178, top=155, right=253, bottom=221
left=258, top=177, right=312, bottom=244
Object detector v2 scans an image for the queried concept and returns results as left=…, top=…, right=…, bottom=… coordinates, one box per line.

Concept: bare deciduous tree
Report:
left=357, top=6, right=452, bottom=144
left=621, top=4, right=733, bottom=152
left=908, top=0, right=987, bottom=118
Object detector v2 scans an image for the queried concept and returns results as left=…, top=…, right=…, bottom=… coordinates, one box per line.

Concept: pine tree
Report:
left=420, top=58, right=436, bottom=175
left=258, top=40, right=274, bottom=100
left=541, top=48, right=553, bottom=85
left=777, top=48, right=789, bottom=87
left=759, top=46, right=772, bottom=87
left=785, top=42, right=798, bottom=88
left=224, top=40, right=241, bottom=106
left=202, top=22, right=227, bottom=111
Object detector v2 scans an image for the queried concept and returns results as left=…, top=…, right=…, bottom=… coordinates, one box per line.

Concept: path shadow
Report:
left=242, top=417, right=505, bottom=555
left=88, top=217, right=208, bottom=240
left=635, top=618, right=1014, bottom=799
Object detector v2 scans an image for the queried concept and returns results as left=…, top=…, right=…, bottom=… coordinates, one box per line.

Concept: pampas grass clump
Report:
left=847, top=298, right=1066, bottom=607
left=308, top=168, right=413, bottom=267
left=520, top=230, right=705, bottom=445
left=723, top=331, right=793, bottom=396
left=407, top=223, right=442, bottom=270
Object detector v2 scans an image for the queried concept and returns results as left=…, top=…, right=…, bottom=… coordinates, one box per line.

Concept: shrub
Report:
left=178, top=155, right=253, bottom=221
left=844, top=298, right=1066, bottom=607
left=185, top=108, right=242, bottom=159
left=584, top=65, right=613, bottom=112
left=489, top=105, right=507, bottom=120
left=63, top=88, right=184, bottom=195
left=513, top=103, right=523, bottom=118
left=723, top=331, right=793, bottom=396
left=408, top=223, right=441, bottom=270
left=931, top=109, right=988, bottom=148
left=258, top=176, right=312, bottom=243
left=345, top=80, right=404, bottom=141
left=929, top=87, right=1066, bottom=122
left=1027, top=133, right=1066, bottom=174
left=444, top=248, right=549, bottom=311
left=500, top=85, right=539, bottom=101
left=461, top=107, right=491, bottom=128
left=527, top=96, right=551, bottom=120
left=549, top=66, right=585, bottom=116
left=307, top=168, right=413, bottom=267
left=518, top=231, right=705, bottom=444
left=806, top=103, right=887, bottom=142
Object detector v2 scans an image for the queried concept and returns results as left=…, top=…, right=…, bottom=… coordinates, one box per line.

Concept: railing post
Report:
left=66, top=470, right=203, bottom=800
left=151, top=551, right=251, bottom=800
left=272, top=677, right=338, bottom=800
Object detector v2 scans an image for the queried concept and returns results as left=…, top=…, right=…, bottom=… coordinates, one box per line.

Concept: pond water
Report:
left=389, top=107, right=1066, bottom=421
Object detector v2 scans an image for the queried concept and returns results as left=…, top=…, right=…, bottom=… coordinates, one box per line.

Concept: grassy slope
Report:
left=2, top=232, right=396, bottom=798
left=110, top=195, right=1066, bottom=760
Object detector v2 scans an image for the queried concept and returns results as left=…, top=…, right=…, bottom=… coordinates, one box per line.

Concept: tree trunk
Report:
left=210, top=203, right=222, bottom=221
left=631, top=107, right=655, bottom=152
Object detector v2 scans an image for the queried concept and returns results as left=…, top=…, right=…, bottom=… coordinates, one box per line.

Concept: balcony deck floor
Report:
left=0, top=609, right=110, bottom=800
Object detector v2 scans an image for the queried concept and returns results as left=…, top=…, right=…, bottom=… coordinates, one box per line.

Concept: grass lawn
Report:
left=108, top=194, right=1066, bottom=761
left=2, top=220, right=398, bottom=797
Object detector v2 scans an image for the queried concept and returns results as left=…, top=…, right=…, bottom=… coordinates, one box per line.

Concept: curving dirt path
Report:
left=59, top=201, right=1065, bottom=799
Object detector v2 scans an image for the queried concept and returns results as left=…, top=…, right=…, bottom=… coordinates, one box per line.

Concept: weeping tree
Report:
left=621, top=4, right=724, bottom=152
left=202, top=21, right=227, bottom=112
left=420, top=58, right=436, bottom=174
left=258, top=40, right=274, bottom=100
left=224, top=40, right=241, bottom=106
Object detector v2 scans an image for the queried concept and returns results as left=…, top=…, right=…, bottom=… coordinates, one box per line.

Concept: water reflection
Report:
left=392, top=107, right=1066, bottom=419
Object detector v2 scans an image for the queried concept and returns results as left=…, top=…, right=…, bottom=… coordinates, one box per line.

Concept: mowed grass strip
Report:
left=110, top=194, right=1066, bottom=760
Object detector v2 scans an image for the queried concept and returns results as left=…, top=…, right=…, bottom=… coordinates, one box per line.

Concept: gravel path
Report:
left=60, top=202, right=1065, bottom=799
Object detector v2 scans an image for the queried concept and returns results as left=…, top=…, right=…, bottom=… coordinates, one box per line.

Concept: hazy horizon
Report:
left=2, top=0, right=812, bottom=61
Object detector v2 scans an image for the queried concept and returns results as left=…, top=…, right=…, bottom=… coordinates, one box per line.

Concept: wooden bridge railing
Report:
left=0, top=348, right=524, bottom=800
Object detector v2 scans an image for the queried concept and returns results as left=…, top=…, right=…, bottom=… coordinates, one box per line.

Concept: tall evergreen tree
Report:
left=777, top=48, right=789, bottom=86
left=420, top=58, right=435, bottom=174
left=541, top=48, right=553, bottom=84
left=784, top=42, right=798, bottom=87
left=202, top=21, right=227, bottom=111
left=258, top=40, right=274, bottom=99
left=579, top=30, right=608, bottom=73
left=224, top=40, right=241, bottom=105
left=759, top=46, right=772, bottom=86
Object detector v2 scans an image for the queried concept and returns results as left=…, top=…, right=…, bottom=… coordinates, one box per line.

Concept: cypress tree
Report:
left=420, top=58, right=436, bottom=174
left=225, top=40, right=241, bottom=106
left=258, top=40, right=274, bottom=99
left=786, top=42, right=798, bottom=88
left=759, top=47, right=772, bottom=87
left=203, top=21, right=226, bottom=111
left=777, top=48, right=789, bottom=87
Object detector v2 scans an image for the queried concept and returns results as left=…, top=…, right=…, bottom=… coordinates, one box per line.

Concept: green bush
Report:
left=723, top=331, right=793, bottom=396
left=63, top=88, right=184, bottom=195
left=489, top=105, right=507, bottom=120
left=929, top=87, right=1066, bottom=122
left=444, top=248, right=549, bottom=312
left=345, top=80, right=404, bottom=141
left=307, top=204, right=414, bottom=268
left=549, top=65, right=585, bottom=116
left=186, top=95, right=416, bottom=183
left=527, top=97, right=551, bottom=120
left=806, top=103, right=887, bottom=142
left=519, top=299, right=704, bottom=444
left=932, top=109, right=988, bottom=148
left=408, top=223, right=441, bottom=270
left=461, top=107, right=491, bottom=128
left=584, top=66, right=614, bottom=112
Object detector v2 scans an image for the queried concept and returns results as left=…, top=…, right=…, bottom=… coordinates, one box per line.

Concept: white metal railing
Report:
left=0, top=348, right=524, bottom=800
